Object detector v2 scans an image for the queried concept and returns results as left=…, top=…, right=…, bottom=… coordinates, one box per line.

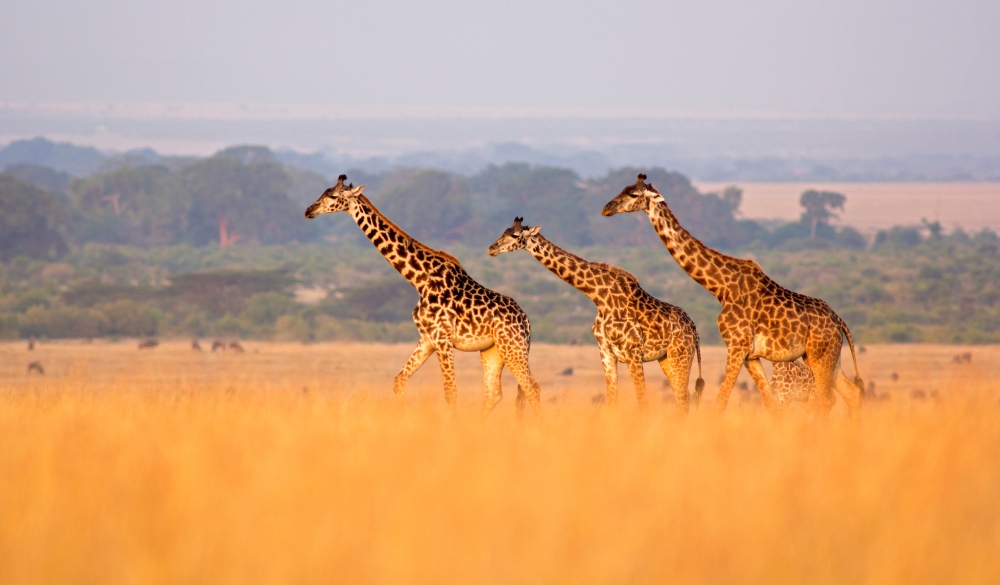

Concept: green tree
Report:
left=800, top=190, right=846, bottom=238
left=180, top=153, right=316, bottom=246
left=70, top=165, right=193, bottom=246
left=470, top=164, right=591, bottom=247
left=370, top=169, right=473, bottom=243
left=0, top=174, right=70, bottom=261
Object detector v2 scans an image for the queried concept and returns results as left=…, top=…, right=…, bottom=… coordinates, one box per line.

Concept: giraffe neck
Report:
left=523, top=235, right=615, bottom=303
left=645, top=198, right=733, bottom=301
left=349, top=195, right=459, bottom=294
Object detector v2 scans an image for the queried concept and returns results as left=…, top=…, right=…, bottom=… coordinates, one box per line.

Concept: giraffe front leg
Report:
left=598, top=344, right=619, bottom=408
left=436, top=345, right=458, bottom=408
left=745, top=358, right=778, bottom=415
left=714, top=348, right=747, bottom=413
left=393, top=338, right=435, bottom=400
left=479, top=345, right=505, bottom=416
left=625, top=355, right=648, bottom=411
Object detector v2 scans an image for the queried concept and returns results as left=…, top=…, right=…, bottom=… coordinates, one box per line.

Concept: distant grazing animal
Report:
left=192, top=339, right=203, bottom=351
left=952, top=352, right=972, bottom=364
left=559, top=367, right=574, bottom=376
left=602, top=174, right=865, bottom=417
left=489, top=217, right=704, bottom=411
left=890, top=372, right=900, bottom=382
left=306, top=175, right=542, bottom=415
left=859, top=345, right=867, bottom=354
left=867, top=382, right=892, bottom=402
left=212, top=340, right=226, bottom=352
left=27, top=361, right=44, bottom=374
left=228, top=340, right=245, bottom=353
left=27, top=336, right=35, bottom=351
left=138, top=339, right=159, bottom=349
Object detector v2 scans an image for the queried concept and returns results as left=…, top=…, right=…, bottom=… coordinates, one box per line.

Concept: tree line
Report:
left=1, top=144, right=876, bottom=262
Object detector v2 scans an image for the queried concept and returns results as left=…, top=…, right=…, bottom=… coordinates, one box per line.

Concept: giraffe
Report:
left=601, top=174, right=864, bottom=417
left=488, top=217, right=704, bottom=411
left=305, top=175, right=542, bottom=415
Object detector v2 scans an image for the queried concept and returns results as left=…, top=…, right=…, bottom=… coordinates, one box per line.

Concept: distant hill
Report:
left=0, top=137, right=106, bottom=176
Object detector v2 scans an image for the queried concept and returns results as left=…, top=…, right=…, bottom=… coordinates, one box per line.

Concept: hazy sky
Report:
left=1, top=0, right=998, bottom=119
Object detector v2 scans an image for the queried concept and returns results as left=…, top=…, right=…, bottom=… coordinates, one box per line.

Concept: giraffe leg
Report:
left=803, top=355, right=837, bottom=415
left=480, top=345, right=505, bottom=416
left=599, top=344, right=619, bottom=408
left=495, top=333, right=540, bottom=416
left=436, top=345, right=458, bottom=408
left=393, top=338, right=435, bottom=400
left=714, top=348, right=747, bottom=412
left=659, top=352, right=692, bottom=415
left=625, top=355, right=648, bottom=411
left=515, top=384, right=526, bottom=416
left=833, top=369, right=864, bottom=419
left=745, top=358, right=778, bottom=415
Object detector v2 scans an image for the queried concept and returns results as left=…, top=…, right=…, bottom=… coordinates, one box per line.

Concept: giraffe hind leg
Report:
left=659, top=352, right=692, bottom=414
left=803, top=356, right=837, bottom=415
left=833, top=369, right=864, bottom=419
left=495, top=333, right=540, bottom=416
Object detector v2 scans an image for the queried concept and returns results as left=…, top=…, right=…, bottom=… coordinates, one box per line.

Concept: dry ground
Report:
left=2, top=341, right=999, bottom=583
left=694, top=182, right=1000, bottom=232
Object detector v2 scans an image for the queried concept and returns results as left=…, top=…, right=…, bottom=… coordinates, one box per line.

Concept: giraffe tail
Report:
left=834, top=313, right=865, bottom=400
left=692, top=328, right=705, bottom=407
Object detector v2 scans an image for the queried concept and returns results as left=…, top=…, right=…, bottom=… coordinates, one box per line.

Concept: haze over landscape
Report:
left=2, top=0, right=999, bottom=181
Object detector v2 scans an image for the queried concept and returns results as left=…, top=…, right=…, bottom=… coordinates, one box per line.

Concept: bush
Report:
left=98, top=300, right=161, bottom=337
left=19, top=305, right=107, bottom=338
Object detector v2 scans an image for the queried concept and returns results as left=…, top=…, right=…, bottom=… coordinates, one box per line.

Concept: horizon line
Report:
left=2, top=102, right=997, bottom=123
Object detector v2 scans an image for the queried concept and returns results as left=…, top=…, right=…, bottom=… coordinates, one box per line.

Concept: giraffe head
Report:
left=487, top=216, right=542, bottom=256
left=304, top=174, right=365, bottom=218
left=601, top=173, right=662, bottom=216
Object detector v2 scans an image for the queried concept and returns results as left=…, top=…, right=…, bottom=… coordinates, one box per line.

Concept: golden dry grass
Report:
left=2, top=341, right=999, bottom=584
left=694, top=182, right=1000, bottom=232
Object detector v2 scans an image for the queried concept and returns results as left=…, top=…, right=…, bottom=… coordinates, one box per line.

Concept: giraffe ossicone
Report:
left=305, top=175, right=543, bottom=415
left=489, top=217, right=705, bottom=411
left=602, top=174, right=865, bottom=417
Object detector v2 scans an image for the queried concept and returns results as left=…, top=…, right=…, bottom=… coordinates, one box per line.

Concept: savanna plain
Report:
left=2, top=340, right=999, bottom=584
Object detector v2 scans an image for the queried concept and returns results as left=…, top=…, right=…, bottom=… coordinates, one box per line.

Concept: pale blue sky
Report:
left=1, top=0, right=998, bottom=118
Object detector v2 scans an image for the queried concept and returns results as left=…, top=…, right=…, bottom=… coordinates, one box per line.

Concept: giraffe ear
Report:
left=525, top=225, right=541, bottom=236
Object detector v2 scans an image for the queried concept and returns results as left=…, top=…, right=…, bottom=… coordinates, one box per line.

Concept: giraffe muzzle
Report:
left=601, top=201, right=619, bottom=216
left=304, top=203, right=320, bottom=218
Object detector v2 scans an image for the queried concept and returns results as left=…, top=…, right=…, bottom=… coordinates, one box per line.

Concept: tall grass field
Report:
left=2, top=341, right=998, bottom=583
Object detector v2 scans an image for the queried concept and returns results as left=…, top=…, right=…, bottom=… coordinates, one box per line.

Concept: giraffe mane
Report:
left=591, top=262, right=640, bottom=284
left=357, top=195, right=464, bottom=268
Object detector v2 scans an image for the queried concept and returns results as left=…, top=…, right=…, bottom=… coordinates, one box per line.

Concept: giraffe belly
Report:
left=452, top=333, right=495, bottom=352
left=749, top=332, right=805, bottom=362
left=642, top=347, right=669, bottom=362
